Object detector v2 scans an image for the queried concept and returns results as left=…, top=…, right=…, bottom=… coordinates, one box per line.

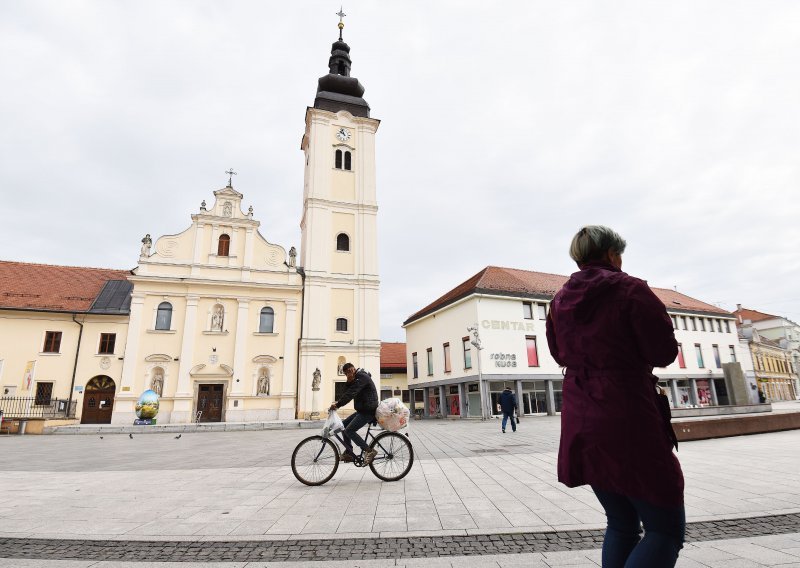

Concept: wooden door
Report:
left=197, top=384, right=223, bottom=422
left=81, top=390, right=115, bottom=424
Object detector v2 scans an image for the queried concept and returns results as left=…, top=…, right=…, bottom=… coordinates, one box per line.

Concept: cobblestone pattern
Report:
left=1, top=513, right=799, bottom=562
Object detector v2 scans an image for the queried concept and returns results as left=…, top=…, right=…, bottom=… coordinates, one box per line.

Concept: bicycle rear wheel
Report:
left=368, top=432, right=414, bottom=481
left=291, top=435, right=339, bottom=486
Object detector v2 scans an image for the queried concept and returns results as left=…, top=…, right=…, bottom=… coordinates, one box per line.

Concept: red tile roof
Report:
left=0, top=261, right=132, bottom=313
left=404, top=266, right=731, bottom=325
left=380, top=342, right=407, bottom=371
left=732, top=307, right=779, bottom=324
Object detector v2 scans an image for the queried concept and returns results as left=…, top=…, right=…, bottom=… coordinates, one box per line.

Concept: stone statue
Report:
left=223, top=201, right=232, bottom=217
left=140, top=234, right=152, bottom=257
left=257, top=368, right=269, bottom=395
left=211, top=306, right=224, bottom=331
left=337, top=361, right=345, bottom=376
left=247, top=205, right=253, bottom=219
left=200, top=200, right=207, bottom=212
left=288, top=246, right=297, bottom=268
left=150, top=369, right=164, bottom=396
left=312, top=368, right=321, bottom=391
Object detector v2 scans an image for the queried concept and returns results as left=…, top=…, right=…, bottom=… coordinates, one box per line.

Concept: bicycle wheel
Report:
left=368, top=432, right=414, bottom=482
left=291, top=435, right=339, bottom=486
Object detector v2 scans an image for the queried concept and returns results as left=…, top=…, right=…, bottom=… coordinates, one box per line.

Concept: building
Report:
left=0, top=19, right=382, bottom=426
left=403, top=266, right=744, bottom=418
left=379, top=342, right=409, bottom=405
left=0, top=261, right=132, bottom=430
left=733, top=306, right=799, bottom=401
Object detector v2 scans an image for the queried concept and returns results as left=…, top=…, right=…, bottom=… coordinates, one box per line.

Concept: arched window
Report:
left=336, top=318, right=348, bottom=332
left=155, top=302, right=172, bottom=330
left=218, top=234, right=230, bottom=256
left=259, top=307, right=275, bottom=333
left=344, top=151, right=352, bottom=171
left=336, top=233, right=350, bottom=252
left=335, top=149, right=343, bottom=169
left=337, top=61, right=346, bottom=75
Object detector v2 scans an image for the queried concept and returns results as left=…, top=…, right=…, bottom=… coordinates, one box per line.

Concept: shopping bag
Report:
left=322, top=409, right=344, bottom=438
left=375, top=398, right=410, bottom=432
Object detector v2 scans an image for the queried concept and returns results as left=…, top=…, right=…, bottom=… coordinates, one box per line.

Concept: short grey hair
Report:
left=568, top=225, right=627, bottom=265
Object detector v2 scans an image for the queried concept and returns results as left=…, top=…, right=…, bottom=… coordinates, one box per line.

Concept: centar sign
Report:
left=481, top=320, right=535, bottom=332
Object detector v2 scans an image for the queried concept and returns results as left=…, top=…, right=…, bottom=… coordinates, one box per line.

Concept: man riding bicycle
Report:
left=329, top=362, right=379, bottom=464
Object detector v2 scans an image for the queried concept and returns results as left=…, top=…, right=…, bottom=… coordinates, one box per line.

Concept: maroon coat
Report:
left=546, top=261, right=684, bottom=507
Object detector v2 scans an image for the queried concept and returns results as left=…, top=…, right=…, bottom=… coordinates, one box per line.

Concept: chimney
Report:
left=736, top=304, right=743, bottom=323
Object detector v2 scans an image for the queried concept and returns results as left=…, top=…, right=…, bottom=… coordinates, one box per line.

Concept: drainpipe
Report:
left=295, top=267, right=306, bottom=419
left=68, top=314, right=84, bottom=420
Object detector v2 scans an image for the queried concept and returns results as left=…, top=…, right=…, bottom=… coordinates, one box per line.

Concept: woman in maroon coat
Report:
left=546, top=226, right=685, bottom=567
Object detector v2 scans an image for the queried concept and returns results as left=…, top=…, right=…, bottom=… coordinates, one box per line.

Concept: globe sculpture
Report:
left=135, top=389, right=160, bottom=420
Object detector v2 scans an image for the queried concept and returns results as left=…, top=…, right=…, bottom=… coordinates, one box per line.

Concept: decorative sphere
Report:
left=135, top=389, right=160, bottom=419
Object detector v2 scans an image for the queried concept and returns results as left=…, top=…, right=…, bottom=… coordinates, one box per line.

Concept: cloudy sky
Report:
left=2, top=1, right=799, bottom=340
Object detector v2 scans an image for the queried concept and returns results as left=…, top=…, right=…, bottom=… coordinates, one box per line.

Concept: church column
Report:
left=280, top=300, right=299, bottom=418
left=231, top=298, right=250, bottom=396
left=175, top=295, right=199, bottom=397
left=120, top=292, right=146, bottom=392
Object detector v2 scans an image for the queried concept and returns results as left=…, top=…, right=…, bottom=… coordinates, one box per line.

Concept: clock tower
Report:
left=297, top=16, right=381, bottom=417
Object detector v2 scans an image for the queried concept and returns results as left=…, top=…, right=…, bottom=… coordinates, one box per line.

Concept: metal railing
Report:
left=0, top=397, right=77, bottom=419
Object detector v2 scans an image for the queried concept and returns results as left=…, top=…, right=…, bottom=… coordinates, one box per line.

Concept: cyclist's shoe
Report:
left=340, top=451, right=356, bottom=463
left=364, top=449, right=378, bottom=464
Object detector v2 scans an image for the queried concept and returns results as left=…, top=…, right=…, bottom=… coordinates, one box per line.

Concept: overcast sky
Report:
left=2, top=1, right=799, bottom=341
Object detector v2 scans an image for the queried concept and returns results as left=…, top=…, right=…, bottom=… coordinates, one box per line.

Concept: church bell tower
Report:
left=297, top=12, right=381, bottom=417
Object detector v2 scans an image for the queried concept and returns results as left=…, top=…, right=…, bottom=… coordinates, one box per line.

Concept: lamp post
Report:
left=467, top=324, right=487, bottom=419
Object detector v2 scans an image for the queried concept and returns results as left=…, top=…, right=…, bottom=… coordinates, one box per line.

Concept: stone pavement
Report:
left=3, top=411, right=800, bottom=566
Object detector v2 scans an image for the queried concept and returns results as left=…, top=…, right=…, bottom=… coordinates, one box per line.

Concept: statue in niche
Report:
left=257, top=368, right=269, bottom=395
left=211, top=305, right=224, bottom=331
left=312, top=368, right=321, bottom=391
left=150, top=368, right=164, bottom=396
left=223, top=201, right=232, bottom=217
left=140, top=234, right=152, bottom=257
left=288, top=246, right=297, bottom=268
left=337, top=360, right=345, bottom=376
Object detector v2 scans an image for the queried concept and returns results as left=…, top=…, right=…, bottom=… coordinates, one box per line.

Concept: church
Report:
left=0, top=18, right=382, bottom=426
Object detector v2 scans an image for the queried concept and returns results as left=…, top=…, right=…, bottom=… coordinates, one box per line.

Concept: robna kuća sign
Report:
left=490, top=353, right=518, bottom=367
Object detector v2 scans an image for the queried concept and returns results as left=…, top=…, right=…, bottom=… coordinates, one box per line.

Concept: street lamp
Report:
left=467, top=324, right=488, bottom=419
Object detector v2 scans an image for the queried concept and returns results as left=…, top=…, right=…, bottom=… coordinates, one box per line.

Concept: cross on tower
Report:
left=225, top=168, right=237, bottom=187
left=336, top=6, right=346, bottom=40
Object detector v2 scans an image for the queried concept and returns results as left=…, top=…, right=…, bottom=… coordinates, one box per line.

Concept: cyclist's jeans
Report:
left=592, top=487, right=685, bottom=568
left=501, top=412, right=516, bottom=432
left=341, top=412, right=372, bottom=453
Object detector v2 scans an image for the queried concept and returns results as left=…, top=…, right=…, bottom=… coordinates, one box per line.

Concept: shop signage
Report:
left=481, top=320, right=535, bottom=332
left=490, top=353, right=517, bottom=368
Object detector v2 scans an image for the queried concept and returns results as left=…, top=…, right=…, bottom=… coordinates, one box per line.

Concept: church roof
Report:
left=0, top=260, right=133, bottom=314
left=404, top=266, right=731, bottom=326
left=313, top=23, right=370, bottom=117
left=380, top=342, right=407, bottom=372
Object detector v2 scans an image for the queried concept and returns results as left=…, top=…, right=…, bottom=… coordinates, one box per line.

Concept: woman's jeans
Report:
left=592, top=487, right=685, bottom=568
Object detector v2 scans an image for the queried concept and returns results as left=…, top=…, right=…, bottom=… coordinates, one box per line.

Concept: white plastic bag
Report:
left=322, top=409, right=344, bottom=438
left=375, top=398, right=410, bottom=432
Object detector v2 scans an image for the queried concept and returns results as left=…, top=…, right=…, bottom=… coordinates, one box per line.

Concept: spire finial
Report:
left=225, top=168, right=237, bottom=187
left=336, top=6, right=346, bottom=40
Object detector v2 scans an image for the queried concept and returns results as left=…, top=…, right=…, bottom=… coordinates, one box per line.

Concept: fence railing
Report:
left=0, top=397, right=77, bottom=420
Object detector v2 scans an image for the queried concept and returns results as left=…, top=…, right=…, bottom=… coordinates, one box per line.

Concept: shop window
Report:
left=336, top=233, right=350, bottom=252
left=217, top=234, right=231, bottom=256
left=155, top=302, right=172, bottom=330
left=523, top=302, right=533, bottom=319
left=412, top=352, right=418, bottom=379
left=462, top=337, right=472, bottom=369
left=426, top=348, right=433, bottom=376
left=443, top=343, right=451, bottom=373
left=35, top=382, right=53, bottom=405
left=259, top=307, right=275, bottom=333
left=336, top=318, right=348, bottom=332
left=42, top=331, right=62, bottom=353
left=98, top=333, right=116, bottom=354
left=526, top=336, right=539, bottom=367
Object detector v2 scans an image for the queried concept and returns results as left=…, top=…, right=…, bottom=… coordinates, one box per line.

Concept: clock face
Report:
left=336, top=127, right=351, bottom=142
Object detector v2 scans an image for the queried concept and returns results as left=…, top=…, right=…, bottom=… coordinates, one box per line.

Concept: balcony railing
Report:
left=0, top=397, right=77, bottom=420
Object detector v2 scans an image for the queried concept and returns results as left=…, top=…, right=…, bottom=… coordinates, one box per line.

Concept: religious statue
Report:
left=247, top=205, right=253, bottom=219
left=140, top=234, right=152, bottom=257
left=211, top=305, right=224, bottom=331
left=288, top=246, right=297, bottom=268
left=337, top=360, right=345, bottom=376
left=257, top=368, right=269, bottom=395
left=223, top=201, right=232, bottom=217
left=312, top=368, right=321, bottom=391
left=150, top=369, right=164, bottom=396
left=200, top=200, right=207, bottom=212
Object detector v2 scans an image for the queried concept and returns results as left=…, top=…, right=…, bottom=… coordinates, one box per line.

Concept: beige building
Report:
left=380, top=342, right=409, bottom=405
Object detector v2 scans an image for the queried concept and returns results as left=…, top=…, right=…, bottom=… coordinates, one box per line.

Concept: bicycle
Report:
left=291, top=416, right=414, bottom=486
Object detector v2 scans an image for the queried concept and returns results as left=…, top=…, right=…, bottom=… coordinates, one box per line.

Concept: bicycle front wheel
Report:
left=368, top=432, right=414, bottom=481
left=291, top=435, right=339, bottom=486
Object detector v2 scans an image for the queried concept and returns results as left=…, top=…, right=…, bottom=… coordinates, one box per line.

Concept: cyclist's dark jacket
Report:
left=336, top=369, right=379, bottom=415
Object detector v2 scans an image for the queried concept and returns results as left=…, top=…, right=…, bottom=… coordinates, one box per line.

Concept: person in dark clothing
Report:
left=329, top=362, right=379, bottom=464
left=498, top=386, right=518, bottom=433
left=546, top=225, right=684, bottom=568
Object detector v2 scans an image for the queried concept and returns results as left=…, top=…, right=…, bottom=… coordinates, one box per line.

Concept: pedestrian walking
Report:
left=499, top=386, right=518, bottom=433
left=546, top=225, right=685, bottom=567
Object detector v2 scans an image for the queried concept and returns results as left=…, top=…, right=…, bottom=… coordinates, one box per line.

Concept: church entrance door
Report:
left=81, top=376, right=116, bottom=424
left=197, top=384, right=224, bottom=422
